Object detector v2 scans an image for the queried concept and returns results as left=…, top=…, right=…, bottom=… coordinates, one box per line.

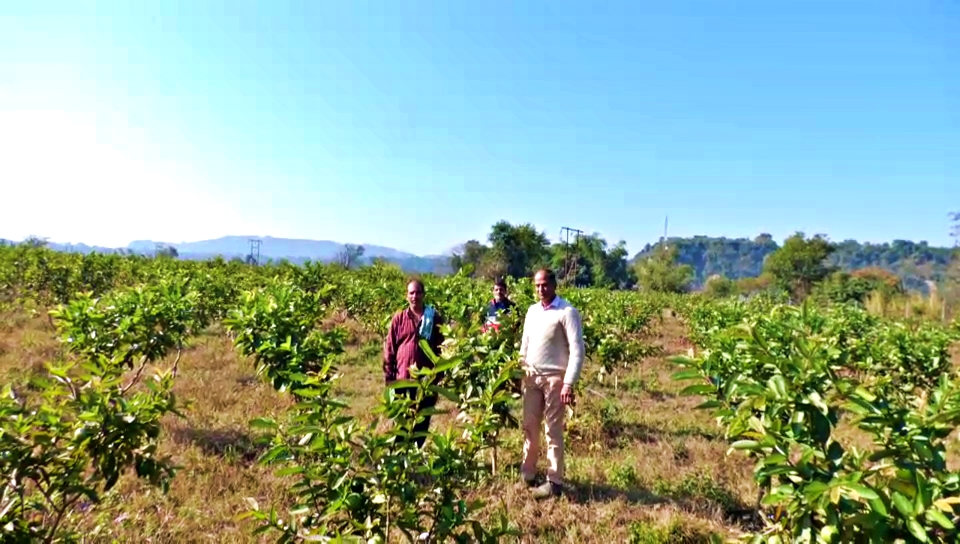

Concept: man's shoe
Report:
left=531, top=481, right=562, bottom=500
left=517, top=474, right=536, bottom=490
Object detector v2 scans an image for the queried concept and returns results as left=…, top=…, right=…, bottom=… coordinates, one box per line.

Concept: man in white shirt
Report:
left=518, top=268, right=585, bottom=499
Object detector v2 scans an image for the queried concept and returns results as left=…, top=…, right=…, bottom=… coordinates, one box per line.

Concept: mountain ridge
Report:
left=0, top=235, right=453, bottom=274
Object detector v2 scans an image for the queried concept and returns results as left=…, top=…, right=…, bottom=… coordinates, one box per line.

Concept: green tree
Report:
left=703, top=274, right=737, bottom=298
left=336, top=244, right=365, bottom=269
left=156, top=245, right=179, bottom=259
left=548, top=233, right=635, bottom=289
left=813, top=268, right=903, bottom=305
left=598, top=238, right=636, bottom=289
left=451, top=222, right=633, bottom=286
left=487, top=220, right=551, bottom=279
left=630, top=233, right=953, bottom=292
left=24, top=236, right=49, bottom=248
left=449, top=240, right=489, bottom=276
left=763, top=232, right=836, bottom=299
left=633, top=244, right=693, bottom=293
left=550, top=236, right=595, bottom=287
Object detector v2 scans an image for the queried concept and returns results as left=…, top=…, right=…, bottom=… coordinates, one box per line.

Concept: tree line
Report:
left=631, top=232, right=955, bottom=291
left=449, top=221, right=636, bottom=289
left=448, top=215, right=960, bottom=302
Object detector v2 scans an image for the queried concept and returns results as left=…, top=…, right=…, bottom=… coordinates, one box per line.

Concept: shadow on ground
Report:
left=169, top=424, right=268, bottom=465
left=563, top=479, right=666, bottom=506
left=503, top=468, right=758, bottom=529
left=569, top=420, right=722, bottom=453
left=567, top=477, right=761, bottom=533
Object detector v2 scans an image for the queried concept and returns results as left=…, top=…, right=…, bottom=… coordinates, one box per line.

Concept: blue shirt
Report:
left=485, top=298, right=515, bottom=325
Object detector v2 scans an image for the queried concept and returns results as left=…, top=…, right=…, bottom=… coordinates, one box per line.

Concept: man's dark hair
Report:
left=407, top=278, right=425, bottom=292
left=534, top=268, right=557, bottom=285
left=494, top=277, right=507, bottom=289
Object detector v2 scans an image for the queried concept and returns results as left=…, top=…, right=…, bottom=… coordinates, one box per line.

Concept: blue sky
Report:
left=1, top=1, right=956, bottom=256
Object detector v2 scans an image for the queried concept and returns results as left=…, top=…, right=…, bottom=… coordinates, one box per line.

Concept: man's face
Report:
left=493, top=284, right=507, bottom=301
left=534, top=272, right=555, bottom=302
left=407, top=281, right=424, bottom=308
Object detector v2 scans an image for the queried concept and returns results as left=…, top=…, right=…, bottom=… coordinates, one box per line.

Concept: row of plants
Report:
left=5, top=243, right=956, bottom=541
left=673, top=298, right=960, bottom=543
left=1, top=276, right=208, bottom=541
left=0, top=246, right=667, bottom=541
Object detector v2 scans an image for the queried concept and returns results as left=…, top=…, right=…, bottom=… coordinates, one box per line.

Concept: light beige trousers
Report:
left=520, top=371, right=566, bottom=485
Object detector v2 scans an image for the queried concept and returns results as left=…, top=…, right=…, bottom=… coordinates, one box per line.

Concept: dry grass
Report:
left=0, top=309, right=771, bottom=543
left=864, top=289, right=951, bottom=323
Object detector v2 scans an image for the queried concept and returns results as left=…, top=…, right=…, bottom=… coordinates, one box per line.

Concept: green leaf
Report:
left=274, top=466, right=304, bottom=477
left=730, top=440, right=762, bottom=451
left=892, top=492, right=915, bottom=518
left=679, top=384, right=716, bottom=397
left=760, top=492, right=792, bottom=506
left=671, top=369, right=703, bottom=381
left=906, top=519, right=929, bottom=542
left=802, top=481, right=830, bottom=502
left=925, top=507, right=955, bottom=530
left=767, top=375, right=788, bottom=399
left=249, top=418, right=279, bottom=430
left=843, top=483, right=879, bottom=501
left=868, top=496, right=889, bottom=517
left=385, top=380, right=416, bottom=390
left=426, top=385, right=459, bottom=403
left=431, top=360, right=457, bottom=375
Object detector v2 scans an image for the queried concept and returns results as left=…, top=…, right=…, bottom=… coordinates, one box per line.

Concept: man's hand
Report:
left=560, top=384, right=575, bottom=405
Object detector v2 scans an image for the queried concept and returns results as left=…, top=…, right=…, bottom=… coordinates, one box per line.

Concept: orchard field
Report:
left=2, top=244, right=960, bottom=543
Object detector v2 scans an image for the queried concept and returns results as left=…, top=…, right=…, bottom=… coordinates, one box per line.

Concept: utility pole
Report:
left=559, top=226, right=583, bottom=287
left=656, top=215, right=670, bottom=255
left=247, top=238, right=262, bottom=266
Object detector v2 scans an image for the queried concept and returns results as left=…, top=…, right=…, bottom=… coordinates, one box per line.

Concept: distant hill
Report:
left=126, top=236, right=424, bottom=262
left=631, top=234, right=956, bottom=291
left=1, top=236, right=452, bottom=275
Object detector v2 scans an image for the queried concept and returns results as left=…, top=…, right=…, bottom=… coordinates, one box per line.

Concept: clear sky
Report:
left=1, top=1, right=957, bottom=256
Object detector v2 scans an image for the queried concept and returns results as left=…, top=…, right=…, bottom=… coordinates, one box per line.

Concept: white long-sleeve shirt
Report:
left=519, top=295, right=585, bottom=385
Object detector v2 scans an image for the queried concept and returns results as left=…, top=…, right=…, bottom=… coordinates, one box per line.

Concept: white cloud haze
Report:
left=0, top=110, right=270, bottom=247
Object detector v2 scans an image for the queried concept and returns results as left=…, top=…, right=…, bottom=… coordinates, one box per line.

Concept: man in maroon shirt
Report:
left=382, top=278, right=445, bottom=448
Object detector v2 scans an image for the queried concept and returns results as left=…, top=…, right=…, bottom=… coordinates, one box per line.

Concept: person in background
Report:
left=382, top=278, right=445, bottom=449
left=482, top=277, right=515, bottom=333
left=517, top=268, right=585, bottom=500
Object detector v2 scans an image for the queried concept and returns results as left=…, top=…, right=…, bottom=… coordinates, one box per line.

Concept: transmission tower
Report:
left=247, top=238, right=262, bottom=266
left=559, top=226, right=583, bottom=286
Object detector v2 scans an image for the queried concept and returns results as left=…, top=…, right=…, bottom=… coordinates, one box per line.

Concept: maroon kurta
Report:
left=383, top=308, right=445, bottom=382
